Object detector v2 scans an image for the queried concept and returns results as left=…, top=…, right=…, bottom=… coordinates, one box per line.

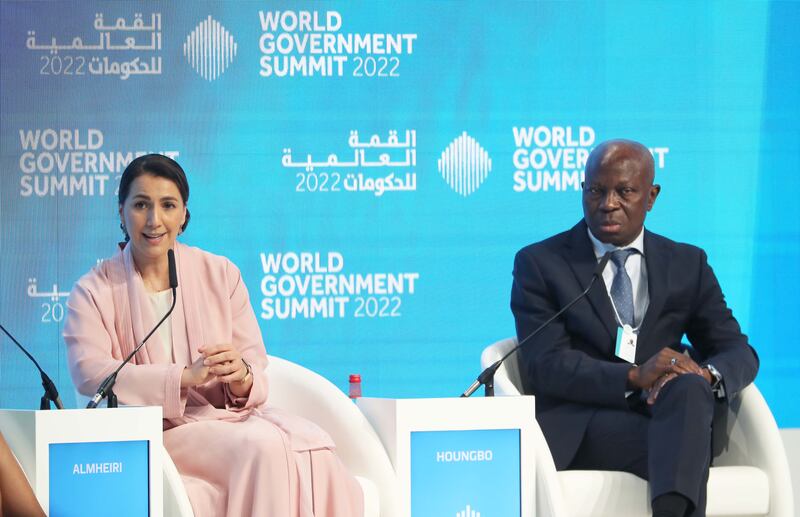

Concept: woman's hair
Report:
left=118, top=154, right=191, bottom=240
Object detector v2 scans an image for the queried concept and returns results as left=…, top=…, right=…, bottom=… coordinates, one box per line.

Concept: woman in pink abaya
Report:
left=64, top=154, right=363, bottom=517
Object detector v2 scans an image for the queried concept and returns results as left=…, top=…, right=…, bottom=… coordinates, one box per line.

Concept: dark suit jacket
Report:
left=510, top=220, right=759, bottom=469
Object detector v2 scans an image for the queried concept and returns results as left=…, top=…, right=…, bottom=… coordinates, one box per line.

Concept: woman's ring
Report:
left=670, top=357, right=678, bottom=366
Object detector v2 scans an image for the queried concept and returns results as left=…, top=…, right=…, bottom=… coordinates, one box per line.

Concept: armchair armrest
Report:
left=714, top=384, right=793, bottom=516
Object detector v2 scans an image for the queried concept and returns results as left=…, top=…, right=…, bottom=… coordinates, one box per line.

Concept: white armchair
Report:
left=266, top=355, right=401, bottom=517
left=481, top=337, right=794, bottom=517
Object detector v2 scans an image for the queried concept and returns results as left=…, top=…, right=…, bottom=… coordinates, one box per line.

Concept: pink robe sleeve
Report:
left=64, top=272, right=187, bottom=417
left=220, top=260, right=269, bottom=410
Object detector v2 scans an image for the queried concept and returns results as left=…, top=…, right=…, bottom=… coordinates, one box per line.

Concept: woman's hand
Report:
left=181, top=355, right=213, bottom=388
left=199, top=344, right=253, bottom=397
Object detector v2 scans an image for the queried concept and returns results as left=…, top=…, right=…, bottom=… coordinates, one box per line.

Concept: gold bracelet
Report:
left=236, top=358, right=253, bottom=384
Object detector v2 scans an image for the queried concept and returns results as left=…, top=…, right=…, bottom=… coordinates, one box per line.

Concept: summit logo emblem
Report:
left=183, top=16, right=237, bottom=81
left=437, top=132, right=492, bottom=197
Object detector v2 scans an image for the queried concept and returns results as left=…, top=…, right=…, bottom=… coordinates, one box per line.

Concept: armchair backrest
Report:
left=265, top=355, right=401, bottom=517
left=713, top=384, right=794, bottom=516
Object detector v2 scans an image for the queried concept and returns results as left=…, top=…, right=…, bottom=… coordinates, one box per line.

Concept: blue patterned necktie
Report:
left=610, top=249, right=637, bottom=326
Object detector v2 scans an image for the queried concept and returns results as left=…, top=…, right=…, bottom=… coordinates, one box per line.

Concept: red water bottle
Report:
left=349, top=374, right=362, bottom=401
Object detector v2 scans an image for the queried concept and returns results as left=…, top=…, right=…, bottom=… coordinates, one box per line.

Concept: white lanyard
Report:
left=606, top=262, right=641, bottom=363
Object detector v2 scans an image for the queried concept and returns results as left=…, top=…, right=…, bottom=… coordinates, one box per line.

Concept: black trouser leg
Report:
left=568, top=373, right=715, bottom=517
left=649, top=374, right=714, bottom=516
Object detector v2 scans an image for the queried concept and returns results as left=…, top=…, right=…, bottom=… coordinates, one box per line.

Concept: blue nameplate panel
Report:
left=49, top=440, right=150, bottom=517
left=411, top=428, right=521, bottom=517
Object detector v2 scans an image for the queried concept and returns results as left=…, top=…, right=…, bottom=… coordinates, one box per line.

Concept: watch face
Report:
left=707, top=365, right=722, bottom=387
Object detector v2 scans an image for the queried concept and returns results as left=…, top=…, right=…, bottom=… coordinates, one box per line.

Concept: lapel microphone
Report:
left=87, top=249, right=179, bottom=408
left=461, top=252, right=612, bottom=397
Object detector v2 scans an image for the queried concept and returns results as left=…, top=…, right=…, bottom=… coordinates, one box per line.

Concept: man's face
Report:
left=582, top=150, right=660, bottom=247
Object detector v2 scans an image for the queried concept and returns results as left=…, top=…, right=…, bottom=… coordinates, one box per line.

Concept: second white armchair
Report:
left=481, top=337, right=793, bottom=517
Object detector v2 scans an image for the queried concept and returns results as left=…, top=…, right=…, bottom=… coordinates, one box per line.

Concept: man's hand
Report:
left=647, top=372, right=677, bottom=405
left=647, top=367, right=716, bottom=405
left=627, top=347, right=703, bottom=391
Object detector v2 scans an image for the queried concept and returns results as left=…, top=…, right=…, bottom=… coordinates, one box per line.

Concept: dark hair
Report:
left=119, top=154, right=191, bottom=240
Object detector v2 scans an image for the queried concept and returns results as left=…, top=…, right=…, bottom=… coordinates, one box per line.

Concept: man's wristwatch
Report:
left=705, top=363, right=725, bottom=398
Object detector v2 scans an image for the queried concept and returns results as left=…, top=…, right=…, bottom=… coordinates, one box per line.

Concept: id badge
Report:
left=615, top=324, right=638, bottom=363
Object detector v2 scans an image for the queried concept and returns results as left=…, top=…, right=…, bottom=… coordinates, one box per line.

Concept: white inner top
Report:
left=147, top=289, right=174, bottom=360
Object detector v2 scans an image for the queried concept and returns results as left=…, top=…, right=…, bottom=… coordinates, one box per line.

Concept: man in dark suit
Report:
left=510, top=139, right=758, bottom=517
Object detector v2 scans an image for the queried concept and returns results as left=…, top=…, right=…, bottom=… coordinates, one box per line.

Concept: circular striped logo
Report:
left=437, top=132, right=492, bottom=197
left=183, top=16, right=237, bottom=81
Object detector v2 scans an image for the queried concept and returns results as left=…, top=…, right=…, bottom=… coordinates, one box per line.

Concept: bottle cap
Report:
left=349, top=374, right=361, bottom=383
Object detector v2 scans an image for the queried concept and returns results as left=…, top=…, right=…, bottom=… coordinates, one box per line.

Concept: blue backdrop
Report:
left=1, top=1, right=798, bottom=426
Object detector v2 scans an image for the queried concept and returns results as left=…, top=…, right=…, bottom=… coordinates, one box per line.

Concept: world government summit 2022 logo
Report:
left=183, top=16, right=237, bottom=81
left=437, top=132, right=493, bottom=197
